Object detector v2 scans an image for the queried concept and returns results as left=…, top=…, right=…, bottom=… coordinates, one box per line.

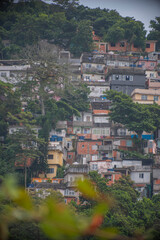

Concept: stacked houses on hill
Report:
left=1, top=39, right=160, bottom=202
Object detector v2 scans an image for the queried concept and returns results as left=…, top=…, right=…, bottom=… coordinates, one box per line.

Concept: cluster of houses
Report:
left=1, top=36, right=160, bottom=203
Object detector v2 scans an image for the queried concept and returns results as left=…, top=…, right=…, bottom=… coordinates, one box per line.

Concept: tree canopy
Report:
left=147, top=17, right=160, bottom=51
left=104, top=90, right=158, bottom=140
left=0, top=0, right=151, bottom=59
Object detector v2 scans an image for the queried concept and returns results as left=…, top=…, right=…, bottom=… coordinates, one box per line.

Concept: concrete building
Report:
left=131, top=88, right=160, bottom=105
left=106, top=68, right=146, bottom=96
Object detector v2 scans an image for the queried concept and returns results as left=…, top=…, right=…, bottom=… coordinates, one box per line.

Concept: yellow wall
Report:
left=132, top=93, right=160, bottom=105
left=47, top=150, right=63, bottom=166
left=47, top=165, right=58, bottom=178
left=39, top=150, right=63, bottom=178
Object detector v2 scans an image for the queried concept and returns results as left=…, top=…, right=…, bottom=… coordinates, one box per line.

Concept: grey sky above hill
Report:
left=79, top=0, right=160, bottom=33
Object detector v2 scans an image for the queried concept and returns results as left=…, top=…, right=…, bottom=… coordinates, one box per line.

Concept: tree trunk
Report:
left=25, top=163, right=27, bottom=190
left=137, top=133, right=143, bottom=154
left=41, top=97, right=45, bottom=116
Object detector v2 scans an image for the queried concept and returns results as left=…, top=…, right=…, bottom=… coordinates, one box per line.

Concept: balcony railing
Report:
left=99, top=145, right=113, bottom=151
left=82, top=67, right=105, bottom=74
left=73, top=121, right=93, bottom=127
left=48, top=145, right=63, bottom=151
left=56, top=121, right=67, bottom=129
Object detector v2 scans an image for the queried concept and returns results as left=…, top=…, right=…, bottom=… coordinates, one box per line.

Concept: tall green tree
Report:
left=70, top=20, right=93, bottom=56
left=104, top=23, right=125, bottom=44
left=0, top=80, right=21, bottom=138
left=104, top=90, right=157, bottom=141
left=61, top=82, right=90, bottom=112
left=8, top=111, right=47, bottom=188
left=122, top=17, right=146, bottom=51
left=147, top=17, right=160, bottom=51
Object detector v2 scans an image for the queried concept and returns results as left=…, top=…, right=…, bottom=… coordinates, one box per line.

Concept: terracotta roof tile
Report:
left=93, top=110, right=110, bottom=114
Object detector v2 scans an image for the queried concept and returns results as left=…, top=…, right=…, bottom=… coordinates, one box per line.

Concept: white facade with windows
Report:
left=130, top=170, right=151, bottom=184
left=88, top=85, right=110, bottom=98
left=0, top=65, right=30, bottom=83
left=92, top=127, right=110, bottom=137
left=94, top=116, right=110, bottom=123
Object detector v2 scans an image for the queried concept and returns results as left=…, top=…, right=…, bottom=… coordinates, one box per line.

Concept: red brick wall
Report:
left=108, top=41, right=127, bottom=52
left=107, top=173, right=122, bottom=186
left=65, top=197, right=80, bottom=204
left=67, top=152, right=75, bottom=165
left=77, top=141, right=102, bottom=155
left=99, top=44, right=106, bottom=53
left=145, top=42, right=156, bottom=53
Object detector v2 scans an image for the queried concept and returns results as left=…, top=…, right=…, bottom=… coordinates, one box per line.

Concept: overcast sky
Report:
left=78, top=0, right=160, bottom=33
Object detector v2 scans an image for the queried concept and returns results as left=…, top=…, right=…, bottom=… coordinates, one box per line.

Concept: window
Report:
left=111, top=43, right=115, bottom=47
left=143, top=141, right=148, bottom=148
left=150, top=73, right=154, bottom=78
left=146, top=43, right=150, bottom=48
left=120, top=152, right=125, bottom=159
left=112, top=75, right=116, bottom=80
left=154, top=96, right=159, bottom=101
left=67, top=143, right=70, bottom=148
left=92, top=164, right=98, bottom=170
left=137, top=187, right=142, bottom=192
left=120, top=42, right=125, bottom=47
left=97, top=64, right=102, bottom=70
left=69, top=190, right=75, bottom=196
left=76, top=116, right=81, bottom=121
left=122, top=75, right=126, bottom=81
left=68, top=155, right=71, bottom=159
left=47, top=168, right=54, bottom=173
left=93, top=129, right=100, bottom=134
left=126, top=140, right=132, bottom=147
left=119, top=129, right=126, bottom=136
left=82, top=145, right=84, bottom=148
left=119, top=75, right=122, bottom=80
left=150, top=62, right=155, bottom=66
left=126, top=75, right=130, bottom=80
left=116, top=75, right=119, bottom=80
left=141, top=95, right=147, bottom=100
left=105, top=175, right=112, bottom=180
left=53, top=180, right=58, bottom=183
left=139, top=173, right=144, bottom=178
left=85, top=76, right=90, bottom=80
left=84, top=128, right=90, bottom=134
left=86, top=64, right=91, bottom=68
left=48, top=154, right=53, bottom=159
left=130, top=76, right=133, bottom=81
left=86, top=116, right=91, bottom=122
left=92, top=145, right=98, bottom=150
left=1, top=72, right=6, bottom=77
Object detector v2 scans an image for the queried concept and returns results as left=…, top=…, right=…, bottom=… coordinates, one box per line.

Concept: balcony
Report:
left=56, top=121, right=67, bottom=129
left=73, top=121, right=93, bottom=127
left=82, top=67, right=105, bottom=74
left=99, top=145, right=113, bottom=151
left=93, top=123, right=111, bottom=128
left=48, top=145, right=63, bottom=151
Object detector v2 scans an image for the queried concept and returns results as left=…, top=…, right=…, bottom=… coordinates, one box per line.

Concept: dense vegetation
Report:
left=0, top=43, right=90, bottom=185
left=104, top=90, right=160, bottom=157
left=0, top=0, right=159, bottom=59
left=75, top=172, right=160, bottom=239
left=0, top=173, right=160, bottom=240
